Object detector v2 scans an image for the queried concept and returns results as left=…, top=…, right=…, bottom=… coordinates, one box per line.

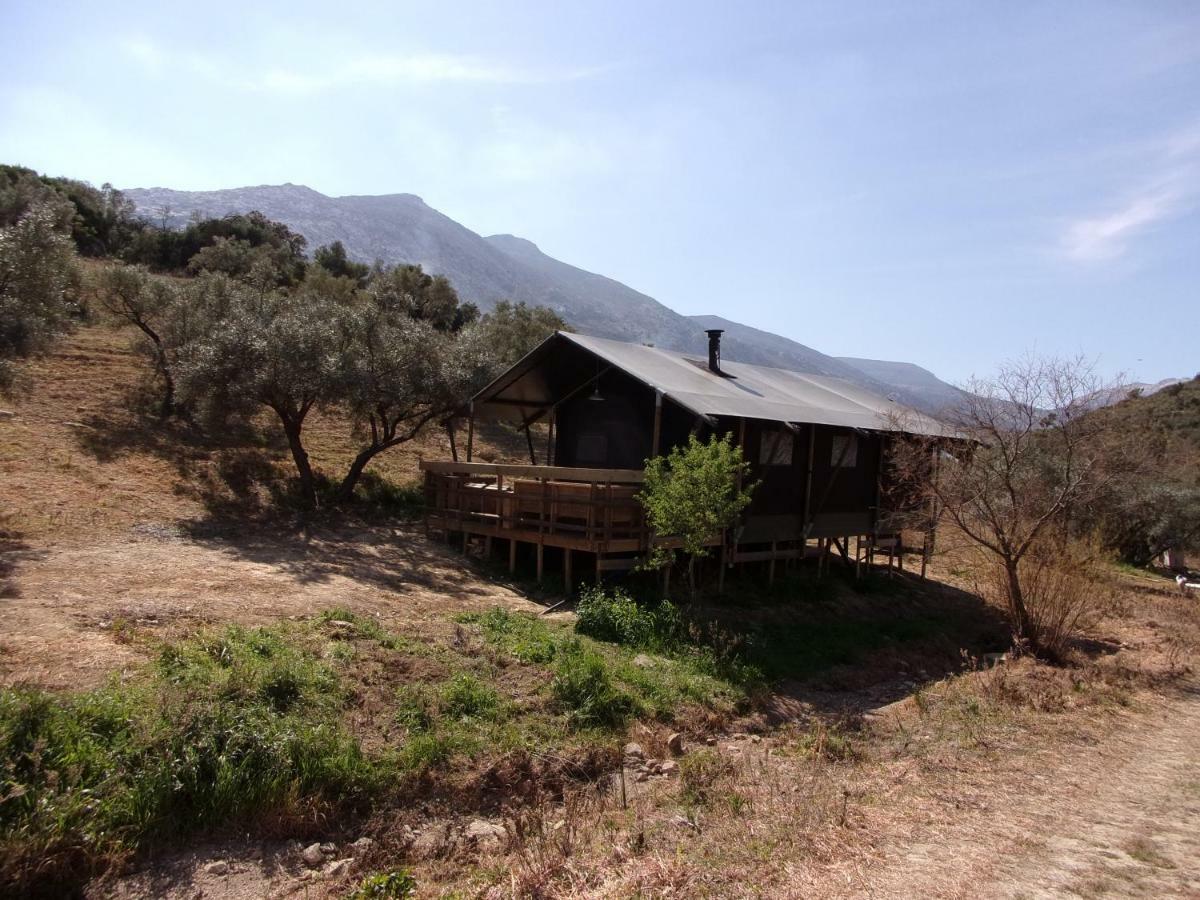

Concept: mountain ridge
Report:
left=124, top=182, right=965, bottom=413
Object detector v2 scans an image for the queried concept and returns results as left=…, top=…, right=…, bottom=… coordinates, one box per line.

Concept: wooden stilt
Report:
left=509, top=538, right=517, bottom=574
left=536, top=543, right=544, bottom=583
left=768, top=542, right=777, bottom=586
left=596, top=553, right=603, bottom=584
left=564, top=548, right=573, bottom=593
left=718, top=543, right=727, bottom=594
left=465, top=401, right=475, bottom=462
left=484, top=535, right=493, bottom=557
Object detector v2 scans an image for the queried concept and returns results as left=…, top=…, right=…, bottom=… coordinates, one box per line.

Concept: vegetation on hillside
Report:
left=1, top=163, right=565, bottom=508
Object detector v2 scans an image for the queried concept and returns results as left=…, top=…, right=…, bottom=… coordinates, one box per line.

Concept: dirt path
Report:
left=845, top=689, right=1200, bottom=899
left=0, top=524, right=543, bottom=689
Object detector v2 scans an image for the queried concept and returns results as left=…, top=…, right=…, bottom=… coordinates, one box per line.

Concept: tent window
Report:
left=759, top=428, right=794, bottom=466
left=830, top=434, right=858, bottom=468
left=576, top=433, right=608, bottom=465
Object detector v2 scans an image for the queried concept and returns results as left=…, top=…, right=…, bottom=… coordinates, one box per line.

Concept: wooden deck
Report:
left=421, top=460, right=928, bottom=587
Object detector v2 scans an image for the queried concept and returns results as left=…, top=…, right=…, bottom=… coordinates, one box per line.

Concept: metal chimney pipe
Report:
left=705, top=329, right=724, bottom=374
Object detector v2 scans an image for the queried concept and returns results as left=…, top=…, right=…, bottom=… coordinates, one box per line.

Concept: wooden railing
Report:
left=420, top=461, right=650, bottom=551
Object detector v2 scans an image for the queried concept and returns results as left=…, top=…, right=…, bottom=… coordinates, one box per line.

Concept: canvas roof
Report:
left=473, top=331, right=953, bottom=438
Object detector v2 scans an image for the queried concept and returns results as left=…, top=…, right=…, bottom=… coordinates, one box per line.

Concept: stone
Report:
left=750, top=734, right=762, bottom=744
left=633, top=770, right=649, bottom=782
left=412, top=826, right=448, bottom=858
left=301, top=843, right=325, bottom=867
left=669, top=814, right=699, bottom=831
left=705, top=736, right=717, bottom=746
left=623, top=741, right=645, bottom=760
left=351, top=836, right=375, bottom=852
left=203, top=860, right=230, bottom=876
left=0, top=410, right=14, bottom=420
left=632, top=653, right=655, bottom=668
left=659, top=760, right=678, bottom=775
left=324, top=858, right=354, bottom=878
left=666, top=732, right=684, bottom=755
left=319, top=842, right=337, bottom=855
left=464, top=819, right=506, bottom=850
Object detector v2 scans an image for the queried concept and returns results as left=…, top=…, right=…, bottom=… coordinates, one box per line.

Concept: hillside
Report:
left=837, top=356, right=969, bottom=413
left=124, top=184, right=925, bottom=410
left=1090, top=376, right=1200, bottom=481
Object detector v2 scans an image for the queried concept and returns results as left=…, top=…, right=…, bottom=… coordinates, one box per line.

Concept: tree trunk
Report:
left=687, top=556, right=697, bottom=602
left=281, top=415, right=316, bottom=509
left=335, top=446, right=378, bottom=504
left=1004, top=558, right=1035, bottom=652
left=157, top=359, right=175, bottom=419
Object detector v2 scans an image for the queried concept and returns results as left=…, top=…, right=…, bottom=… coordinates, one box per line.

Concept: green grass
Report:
left=350, top=869, right=418, bottom=898
left=0, top=622, right=380, bottom=895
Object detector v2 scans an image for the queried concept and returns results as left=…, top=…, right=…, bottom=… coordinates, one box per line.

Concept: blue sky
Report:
left=2, top=1, right=1197, bottom=385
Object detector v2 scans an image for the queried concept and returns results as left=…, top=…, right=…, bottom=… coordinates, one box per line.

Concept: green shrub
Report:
left=574, top=586, right=681, bottom=651
left=0, top=625, right=379, bottom=895
left=350, top=869, right=418, bottom=898
left=551, top=641, right=635, bottom=728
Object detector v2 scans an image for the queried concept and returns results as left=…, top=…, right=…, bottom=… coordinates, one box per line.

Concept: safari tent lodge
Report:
left=421, top=329, right=951, bottom=589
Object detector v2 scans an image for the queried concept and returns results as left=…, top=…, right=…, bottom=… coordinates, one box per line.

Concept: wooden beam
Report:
left=420, top=460, right=645, bottom=483
left=446, top=419, right=459, bottom=462
left=546, top=411, right=555, bottom=466
left=465, top=401, right=475, bottom=462
left=651, top=390, right=663, bottom=458
left=801, top=424, right=815, bottom=535
left=524, top=424, right=537, bottom=464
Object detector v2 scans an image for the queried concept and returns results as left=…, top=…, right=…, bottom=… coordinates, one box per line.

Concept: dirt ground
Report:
left=826, top=688, right=1200, bottom=899
left=3, top=326, right=1199, bottom=898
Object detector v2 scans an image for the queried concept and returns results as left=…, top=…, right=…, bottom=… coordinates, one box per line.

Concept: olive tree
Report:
left=175, top=275, right=349, bottom=509
left=93, top=265, right=179, bottom=417
left=0, top=202, right=79, bottom=392
left=639, top=434, right=755, bottom=599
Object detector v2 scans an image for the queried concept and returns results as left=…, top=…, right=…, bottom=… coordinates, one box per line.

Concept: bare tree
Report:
left=93, top=265, right=178, bottom=418
left=890, top=356, right=1126, bottom=658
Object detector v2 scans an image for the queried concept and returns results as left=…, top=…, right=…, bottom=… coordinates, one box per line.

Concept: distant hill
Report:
left=836, top=357, right=969, bottom=415
left=1089, top=377, right=1200, bottom=482
left=128, top=182, right=1181, bottom=418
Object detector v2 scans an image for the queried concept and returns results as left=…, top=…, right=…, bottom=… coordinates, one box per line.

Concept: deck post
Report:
left=465, top=401, right=475, bottom=462
left=564, top=548, right=573, bottom=593
left=509, top=538, right=517, bottom=574
left=524, top=424, right=537, bottom=464
left=768, top=542, right=776, bottom=586
left=718, top=542, right=727, bottom=594
left=546, top=412, right=555, bottom=465
left=536, top=542, right=544, bottom=583
left=446, top=419, right=459, bottom=462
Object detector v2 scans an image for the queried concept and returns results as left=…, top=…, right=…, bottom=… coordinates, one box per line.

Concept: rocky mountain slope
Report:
left=124, top=183, right=954, bottom=412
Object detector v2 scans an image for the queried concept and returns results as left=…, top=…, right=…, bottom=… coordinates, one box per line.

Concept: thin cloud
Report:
left=1060, top=122, right=1200, bottom=262
left=1062, top=187, right=1183, bottom=261
left=120, top=38, right=602, bottom=93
